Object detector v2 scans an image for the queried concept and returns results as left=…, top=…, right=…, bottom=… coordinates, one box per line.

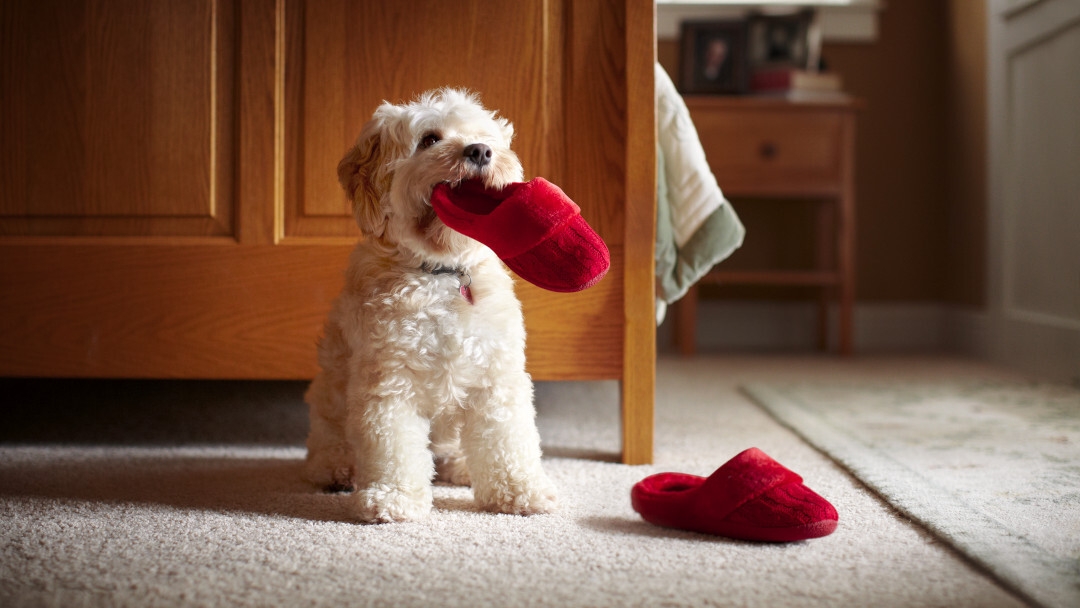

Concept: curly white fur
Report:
left=305, top=89, right=558, bottom=523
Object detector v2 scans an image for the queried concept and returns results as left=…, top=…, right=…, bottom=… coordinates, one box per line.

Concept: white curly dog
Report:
left=304, top=89, right=558, bottom=523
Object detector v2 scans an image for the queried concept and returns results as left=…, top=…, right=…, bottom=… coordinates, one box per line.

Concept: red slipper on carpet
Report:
left=430, top=178, right=610, bottom=293
left=631, top=447, right=838, bottom=542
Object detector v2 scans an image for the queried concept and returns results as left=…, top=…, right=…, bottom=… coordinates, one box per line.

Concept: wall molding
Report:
left=659, top=299, right=1080, bottom=383
left=658, top=300, right=992, bottom=356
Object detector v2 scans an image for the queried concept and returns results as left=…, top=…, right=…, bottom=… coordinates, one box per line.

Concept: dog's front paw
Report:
left=354, top=484, right=432, bottom=523
left=475, top=478, right=559, bottom=516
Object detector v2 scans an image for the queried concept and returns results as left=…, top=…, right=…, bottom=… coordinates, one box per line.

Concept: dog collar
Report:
left=420, top=262, right=474, bottom=305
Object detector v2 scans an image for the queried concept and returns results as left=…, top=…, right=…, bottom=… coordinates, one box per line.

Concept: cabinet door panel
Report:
left=0, top=0, right=236, bottom=238
left=0, top=0, right=650, bottom=388
left=284, top=0, right=559, bottom=241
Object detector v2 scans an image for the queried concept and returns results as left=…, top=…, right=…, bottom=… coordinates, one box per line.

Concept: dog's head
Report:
left=338, top=89, right=523, bottom=265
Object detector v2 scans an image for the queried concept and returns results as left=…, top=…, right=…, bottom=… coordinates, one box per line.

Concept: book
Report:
left=750, top=68, right=842, bottom=93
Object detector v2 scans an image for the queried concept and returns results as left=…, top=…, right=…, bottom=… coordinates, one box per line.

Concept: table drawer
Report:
left=686, top=103, right=845, bottom=197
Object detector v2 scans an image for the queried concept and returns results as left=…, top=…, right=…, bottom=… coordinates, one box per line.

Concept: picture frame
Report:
left=746, top=10, right=816, bottom=71
left=679, top=20, right=749, bottom=95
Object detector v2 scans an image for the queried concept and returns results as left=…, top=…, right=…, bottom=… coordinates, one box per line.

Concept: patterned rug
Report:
left=744, top=381, right=1080, bottom=608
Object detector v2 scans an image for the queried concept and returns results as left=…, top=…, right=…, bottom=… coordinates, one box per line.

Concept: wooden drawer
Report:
left=685, top=99, right=846, bottom=198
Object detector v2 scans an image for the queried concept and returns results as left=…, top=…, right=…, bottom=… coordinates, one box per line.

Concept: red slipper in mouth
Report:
left=631, top=448, right=839, bottom=542
left=429, top=178, right=609, bottom=293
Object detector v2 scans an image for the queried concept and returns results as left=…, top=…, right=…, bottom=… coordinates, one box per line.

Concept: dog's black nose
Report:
left=463, top=143, right=492, bottom=167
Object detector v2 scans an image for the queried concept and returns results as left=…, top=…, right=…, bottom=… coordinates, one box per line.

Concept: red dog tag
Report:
left=460, top=284, right=474, bottom=305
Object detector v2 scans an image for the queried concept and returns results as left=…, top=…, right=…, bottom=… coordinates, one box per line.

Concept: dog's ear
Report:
left=338, top=117, right=393, bottom=238
left=496, top=117, right=515, bottom=144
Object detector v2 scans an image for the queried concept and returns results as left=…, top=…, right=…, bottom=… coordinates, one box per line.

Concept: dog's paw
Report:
left=434, top=454, right=471, bottom=486
left=354, top=485, right=432, bottom=523
left=476, top=479, right=559, bottom=516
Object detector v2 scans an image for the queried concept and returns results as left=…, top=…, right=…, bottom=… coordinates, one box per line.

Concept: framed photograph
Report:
left=679, top=20, right=749, bottom=95
left=747, top=10, right=815, bottom=71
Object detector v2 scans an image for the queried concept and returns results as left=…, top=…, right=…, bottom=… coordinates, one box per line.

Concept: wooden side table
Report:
left=676, top=95, right=861, bottom=355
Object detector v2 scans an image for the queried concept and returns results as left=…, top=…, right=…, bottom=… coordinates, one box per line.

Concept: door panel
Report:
left=988, top=0, right=1080, bottom=380
left=283, top=0, right=561, bottom=241
left=0, top=0, right=235, bottom=238
left=1004, top=17, right=1080, bottom=323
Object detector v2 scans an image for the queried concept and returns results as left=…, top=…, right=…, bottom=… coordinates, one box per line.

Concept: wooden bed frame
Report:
left=0, top=0, right=656, bottom=463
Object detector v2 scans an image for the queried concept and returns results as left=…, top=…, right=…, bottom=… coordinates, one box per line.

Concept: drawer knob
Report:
left=759, top=141, right=778, bottom=160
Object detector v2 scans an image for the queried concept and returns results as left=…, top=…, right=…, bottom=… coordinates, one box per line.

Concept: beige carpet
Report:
left=0, top=357, right=1032, bottom=607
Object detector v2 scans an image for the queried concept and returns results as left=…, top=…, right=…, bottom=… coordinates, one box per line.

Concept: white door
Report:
left=987, top=0, right=1080, bottom=382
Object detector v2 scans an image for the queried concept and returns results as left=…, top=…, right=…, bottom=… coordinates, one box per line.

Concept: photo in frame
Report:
left=679, top=20, right=749, bottom=95
left=746, top=10, right=816, bottom=71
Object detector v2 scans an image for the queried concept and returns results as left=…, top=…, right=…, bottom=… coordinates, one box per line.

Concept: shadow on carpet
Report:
left=0, top=379, right=309, bottom=445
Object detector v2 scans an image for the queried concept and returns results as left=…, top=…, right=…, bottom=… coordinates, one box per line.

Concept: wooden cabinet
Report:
left=0, top=0, right=656, bottom=463
left=677, top=95, right=860, bottom=355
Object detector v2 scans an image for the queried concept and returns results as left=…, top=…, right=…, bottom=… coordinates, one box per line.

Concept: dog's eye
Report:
left=418, top=132, right=441, bottom=150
